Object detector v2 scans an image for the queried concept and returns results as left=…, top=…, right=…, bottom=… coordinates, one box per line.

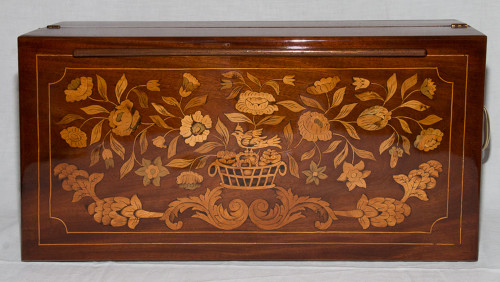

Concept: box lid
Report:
left=21, top=20, right=484, bottom=37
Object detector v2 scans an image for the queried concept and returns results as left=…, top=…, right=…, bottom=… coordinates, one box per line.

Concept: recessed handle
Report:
left=73, top=48, right=427, bottom=57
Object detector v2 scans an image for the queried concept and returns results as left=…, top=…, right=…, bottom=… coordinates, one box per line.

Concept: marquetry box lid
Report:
left=19, top=20, right=486, bottom=261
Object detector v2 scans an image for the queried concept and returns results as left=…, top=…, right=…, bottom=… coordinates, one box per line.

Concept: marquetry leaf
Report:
left=139, top=130, right=148, bottom=154
left=115, top=74, right=128, bottom=103
left=402, top=136, right=411, bottom=155
left=300, top=95, right=325, bottom=112
left=331, top=87, right=346, bottom=108
left=216, top=118, right=230, bottom=145
left=90, top=146, right=100, bottom=166
left=151, top=102, right=174, bottom=117
left=95, top=74, right=108, bottom=101
left=323, top=140, right=342, bottom=154
left=162, top=96, right=180, bottom=107
left=264, top=80, right=280, bottom=95
left=167, top=136, right=179, bottom=159
left=220, top=79, right=233, bottom=90
left=357, top=194, right=368, bottom=210
left=167, top=158, right=195, bottom=168
left=397, top=118, right=412, bottom=134
left=90, top=119, right=105, bottom=145
left=352, top=146, right=376, bottom=161
left=257, top=115, right=285, bottom=126
left=418, top=114, right=443, bottom=125
left=184, top=94, right=208, bottom=111
left=335, top=103, right=357, bottom=120
left=340, top=121, right=360, bottom=140
left=222, top=71, right=244, bottom=80
left=72, top=177, right=90, bottom=191
left=110, top=134, right=125, bottom=160
left=413, top=189, right=429, bottom=201
left=379, top=132, right=395, bottom=154
left=56, top=114, right=84, bottom=125
left=276, top=100, right=305, bottom=112
left=385, top=73, right=397, bottom=103
left=400, top=100, right=429, bottom=111
left=287, top=153, right=300, bottom=178
left=81, top=105, right=109, bottom=115
left=88, top=173, right=104, bottom=195
left=355, top=91, right=384, bottom=101
left=72, top=190, right=86, bottom=202
left=194, top=142, right=223, bottom=154
left=246, top=72, right=261, bottom=87
left=195, top=155, right=212, bottom=169
left=120, top=153, right=135, bottom=179
left=283, top=122, right=293, bottom=146
left=127, top=217, right=139, bottom=229
left=225, top=113, right=253, bottom=124
left=226, top=85, right=244, bottom=100
left=133, top=89, right=148, bottom=108
left=149, top=115, right=172, bottom=129
left=301, top=147, right=316, bottom=161
left=401, top=73, right=418, bottom=98
left=334, top=144, right=349, bottom=168
left=392, top=174, right=408, bottom=186
left=129, top=194, right=142, bottom=210
left=358, top=215, right=370, bottom=230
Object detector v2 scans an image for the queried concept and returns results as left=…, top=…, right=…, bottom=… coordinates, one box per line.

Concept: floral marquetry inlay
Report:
left=52, top=69, right=450, bottom=231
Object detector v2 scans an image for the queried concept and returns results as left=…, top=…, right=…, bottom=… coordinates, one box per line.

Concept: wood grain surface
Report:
left=18, top=21, right=486, bottom=261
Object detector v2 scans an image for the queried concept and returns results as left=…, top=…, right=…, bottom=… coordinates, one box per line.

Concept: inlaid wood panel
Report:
left=19, top=22, right=486, bottom=260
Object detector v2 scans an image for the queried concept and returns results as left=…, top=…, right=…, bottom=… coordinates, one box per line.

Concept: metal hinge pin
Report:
left=46, top=25, right=61, bottom=29
left=451, top=23, right=468, bottom=28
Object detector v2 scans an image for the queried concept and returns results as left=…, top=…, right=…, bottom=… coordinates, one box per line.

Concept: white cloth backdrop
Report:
left=1, top=0, right=499, bottom=281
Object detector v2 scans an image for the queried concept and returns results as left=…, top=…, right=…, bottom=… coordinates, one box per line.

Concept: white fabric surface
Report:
left=1, top=0, right=500, bottom=281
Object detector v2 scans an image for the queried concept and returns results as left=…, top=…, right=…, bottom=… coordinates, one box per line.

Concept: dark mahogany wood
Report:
left=18, top=21, right=486, bottom=261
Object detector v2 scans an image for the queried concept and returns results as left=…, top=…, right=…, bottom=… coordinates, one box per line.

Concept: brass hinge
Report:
left=46, top=24, right=61, bottom=29
left=451, top=23, right=468, bottom=28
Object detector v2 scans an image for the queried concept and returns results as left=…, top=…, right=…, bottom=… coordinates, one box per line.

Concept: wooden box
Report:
left=18, top=20, right=486, bottom=261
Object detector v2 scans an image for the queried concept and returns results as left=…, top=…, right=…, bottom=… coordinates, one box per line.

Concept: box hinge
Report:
left=46, top=24, right=61, bottom=29
left=451, top=23, right=468, bottom=28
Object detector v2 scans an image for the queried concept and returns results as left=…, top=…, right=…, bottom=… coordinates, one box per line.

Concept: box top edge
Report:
left=51, top=20, right=463, bottom=28
left=19, top=20, right=485, bottom=38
